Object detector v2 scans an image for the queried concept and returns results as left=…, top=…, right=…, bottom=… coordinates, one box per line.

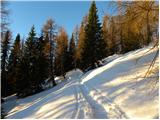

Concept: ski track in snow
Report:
left=72, top=82, right=93, bottom=119
left=69, top=75, right=128, bottom=119
left=80, top=82, right=129, bottom=119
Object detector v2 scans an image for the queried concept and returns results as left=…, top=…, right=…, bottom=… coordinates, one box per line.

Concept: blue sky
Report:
left=8, top=1, right=116, bottom=39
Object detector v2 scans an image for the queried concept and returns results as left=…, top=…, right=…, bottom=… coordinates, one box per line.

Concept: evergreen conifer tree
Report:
left=1, top=30, right=12, bottom=97
left=35, top=36, right=50, bottom=89
left=81, top=1, right=107, bottom=70
left=16, top=26, right=38, bottom=96
left=68, top=34, right=76, bottom=70
left=8, top=34, right=21, bottom=93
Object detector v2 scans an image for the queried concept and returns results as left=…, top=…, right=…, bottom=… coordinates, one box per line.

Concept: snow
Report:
left=3, top=45, right=159, bottom=119
left=41, top=78, right=53, bottom=89
left=80, top=45, right=159, bottom=119
left=101, top=54, right=121, bottom=65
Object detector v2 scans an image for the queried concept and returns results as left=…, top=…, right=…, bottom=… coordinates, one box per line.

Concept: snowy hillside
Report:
left=3, top=45, right=159, bottom=119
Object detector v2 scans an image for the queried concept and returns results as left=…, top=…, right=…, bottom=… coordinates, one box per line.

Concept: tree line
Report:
left=1, top=1, right=158, bottom=98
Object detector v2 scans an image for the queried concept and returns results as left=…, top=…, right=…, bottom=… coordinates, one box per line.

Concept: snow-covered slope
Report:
left=80, top=45, right=159, bottom=119
left=4, top=45, right=159, bottom=119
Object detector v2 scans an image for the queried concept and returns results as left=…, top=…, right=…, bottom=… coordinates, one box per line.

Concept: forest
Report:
left=1, top=1, right=158, bottom=98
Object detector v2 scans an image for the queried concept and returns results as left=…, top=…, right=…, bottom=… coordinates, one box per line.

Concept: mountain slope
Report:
left=80, top=45, right=159, bottom=118
left=4, top=45, right=159, bottom=119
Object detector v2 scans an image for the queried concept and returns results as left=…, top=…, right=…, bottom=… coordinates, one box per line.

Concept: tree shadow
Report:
left=6, top=80, right=75, bottom=119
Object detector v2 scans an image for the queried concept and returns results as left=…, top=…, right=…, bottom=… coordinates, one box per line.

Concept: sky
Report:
left=8, top=1, right=116, bottom=39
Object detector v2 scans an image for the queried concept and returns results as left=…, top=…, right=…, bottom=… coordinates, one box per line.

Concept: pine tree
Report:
left=16, top=54, right=29, bottom=97
left=1, top=30, right=12, bottom=97
left=15, top=37, right=25, bottom=96
left=7, top=34, right=21, bottom=93
left=81, top=1, right=107, bottom=70
left=16, top=26, right=51, bottom=97
left=35, top=36, right=50, bottom=90
left=68, top=34, right=76, bottom=70
left=17, top=26, right=37, bottom=96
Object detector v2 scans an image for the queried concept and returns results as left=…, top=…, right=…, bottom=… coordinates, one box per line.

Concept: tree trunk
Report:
left=146, top=11, right=151, bottom=45
left=120, top=25, right=123, bottom=53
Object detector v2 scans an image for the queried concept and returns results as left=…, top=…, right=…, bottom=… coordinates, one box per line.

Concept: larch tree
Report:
left=108, top=17, right=117, bottom=55
left=102, top=15, right=110, bottom=55
left=1, top=0, right=12, bottom=98
left=116, top=1, right=158, bottom=46
left=42, top=18, right=57, bottom=85
left=76, top=15, right=88, bottom=69
left=117, top=1, right=124, bottom=53
left=54, top=27, right=69, bottom=78
left=1, top=0, right=9, bottom=38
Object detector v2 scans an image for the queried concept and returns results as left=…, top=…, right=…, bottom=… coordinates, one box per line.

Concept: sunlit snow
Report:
left=3, top=45, right=159, bottom=119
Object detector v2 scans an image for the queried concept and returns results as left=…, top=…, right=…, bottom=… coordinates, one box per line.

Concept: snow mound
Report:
left=41, top=78, right=53, bottom=89
left=102, top=54, right=121, bottom=65
left=66, top=69, right=83, bottom=79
